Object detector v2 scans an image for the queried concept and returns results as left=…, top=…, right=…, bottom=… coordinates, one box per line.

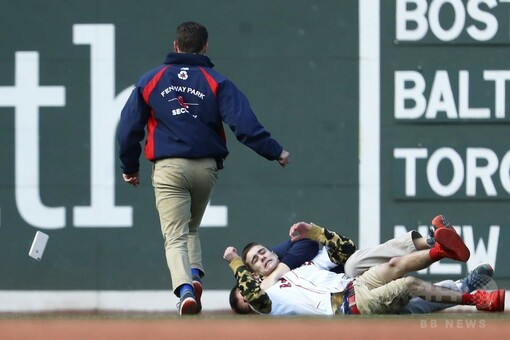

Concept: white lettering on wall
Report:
left=394, top=70, right=508, bottom=120
left=201, top=203, right=228, bottom=227
left=463, top=225, right=500, bottom=270
left=483, top=70, right=510, bottom=118
left=394, top=147, right=510, bottom=197
left=396, top=0, right=501, bottom=42
left=393, top=148, right=428, bottom=196
left=0, top=52, right=66, bottom=229
left=72, top=24, right=133, bottom=227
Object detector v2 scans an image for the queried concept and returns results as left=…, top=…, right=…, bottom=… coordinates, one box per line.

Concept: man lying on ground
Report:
left=224, top=217, right=504, bottom=315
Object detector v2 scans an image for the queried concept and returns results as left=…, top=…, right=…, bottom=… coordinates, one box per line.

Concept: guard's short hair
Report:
left=175, top=21, right=208, bottom=53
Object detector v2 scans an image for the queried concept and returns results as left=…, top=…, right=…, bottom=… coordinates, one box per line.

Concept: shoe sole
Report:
left=459, top=269, right=496, bottom=293
left=494, top=289, right=505, bottom=312
left=193, top=280, right=203, bottom=312
left=477, top=289, right=506, bottom=312
left=179, top=297, right=198, bottom=315
left=431, top=215, right=450, bottom=229
left=434, top=228, right=470, bottom=262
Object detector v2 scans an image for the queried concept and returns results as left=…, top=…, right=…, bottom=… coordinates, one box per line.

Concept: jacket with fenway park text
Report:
left=118, top=52, right=283, bottom=174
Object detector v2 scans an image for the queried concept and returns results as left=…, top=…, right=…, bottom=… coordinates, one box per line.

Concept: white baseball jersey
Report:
left=265, top=247, right=353, bottom=315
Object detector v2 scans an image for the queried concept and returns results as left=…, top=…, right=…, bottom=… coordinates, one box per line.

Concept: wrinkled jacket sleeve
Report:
left=217, top=79, right=283, bottom=161
left=275, top=239, right=319, bottom=270
left=306, top=224, right=357, bottom=265
left=229, top=258, right=272, bottom=314
left=117, top=85, right=151, bottom=174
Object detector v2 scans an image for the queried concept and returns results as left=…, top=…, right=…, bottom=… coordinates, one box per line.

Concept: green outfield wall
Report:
left=0, top=0, right=508, bottom=310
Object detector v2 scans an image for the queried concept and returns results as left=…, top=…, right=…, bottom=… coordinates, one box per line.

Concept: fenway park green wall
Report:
left=1, top=0, right=508, bottom=299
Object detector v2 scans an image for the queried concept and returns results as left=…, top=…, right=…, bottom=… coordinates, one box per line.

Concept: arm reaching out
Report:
left=260, top=262, right=291, bottom=291
left=288, top=222, right=357, bottom=266
left=223, top=246, right=240, bottom=262
left=289, top=221, right=312, bottom=241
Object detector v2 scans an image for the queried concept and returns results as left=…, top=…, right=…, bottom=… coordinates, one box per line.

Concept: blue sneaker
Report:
left=457, top=263, right=495, bottom=293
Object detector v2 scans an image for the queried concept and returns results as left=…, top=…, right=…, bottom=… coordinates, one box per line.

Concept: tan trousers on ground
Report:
left=344, top=231, right=419, bottom=277
left=350, top=231, right=417, bottom=314
left=353, top=269, right=412, bottom=314
left=152, top=158, right=218, bottom=296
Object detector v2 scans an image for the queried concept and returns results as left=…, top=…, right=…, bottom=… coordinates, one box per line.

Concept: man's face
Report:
left=244, top=245, right=279, bottom=276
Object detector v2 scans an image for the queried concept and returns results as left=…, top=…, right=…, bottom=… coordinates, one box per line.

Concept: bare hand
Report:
left=278, top=150, right=290, bottom=167
left=289, top=221, right=312, bottom=242
left=223, top=246, right=240, bottom=263
left=123, top=172, right=140, bottom=187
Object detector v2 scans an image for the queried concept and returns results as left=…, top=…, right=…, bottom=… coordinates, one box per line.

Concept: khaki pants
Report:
left=344, top=231, right=419, bottom=277
left=353, top=268, right=412, bottom=314
left=152, top=158, right=218, bottom=296
left=348, top=231, right=418, bottom=314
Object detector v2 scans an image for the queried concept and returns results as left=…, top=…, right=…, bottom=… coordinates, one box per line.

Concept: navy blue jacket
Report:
left=271, top=239, right=320, bottom=270
left=271, top=239, right=345, bottom=273
left=118, top=53, right=283, bottom=173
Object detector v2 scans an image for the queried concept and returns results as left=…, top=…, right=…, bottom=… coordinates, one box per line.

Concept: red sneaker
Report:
left=193, top=278, right=203, bottom=313
left=433, top=228, right=470, bottom=262
left=427, top=215, right=455, bottom=247
left=474, top=289, right=505, bottom=312
left=431, top=215, right=453, bottom=229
